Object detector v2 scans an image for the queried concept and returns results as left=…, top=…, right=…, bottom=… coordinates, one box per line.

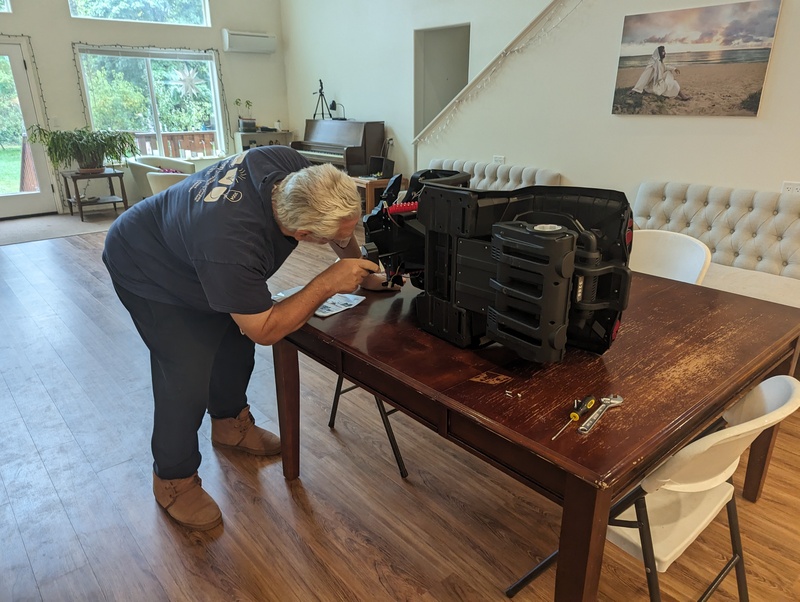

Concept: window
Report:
left=68, top=0, right=208, bottom=26
left=79, top=48, right=224, bottom=158
left=0, top=0, right=9, bottom=12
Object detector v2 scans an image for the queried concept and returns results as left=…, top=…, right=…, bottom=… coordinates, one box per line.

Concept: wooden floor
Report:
left=1, top=230, right=799, bottom=602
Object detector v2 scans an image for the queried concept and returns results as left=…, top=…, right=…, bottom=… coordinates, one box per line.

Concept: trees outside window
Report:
left=68, top=0, right=207, bottom=26
left=0, top=56, right=24, bottom=148
left=80, top=49, right=222, bottom=157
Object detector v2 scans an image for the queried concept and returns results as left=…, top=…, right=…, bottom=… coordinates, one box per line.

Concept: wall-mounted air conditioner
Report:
left=222, top=29, right=278, bottom=54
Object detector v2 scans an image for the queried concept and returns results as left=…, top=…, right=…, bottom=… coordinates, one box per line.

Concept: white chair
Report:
left=127, top=156, right=195, bottom=199
left=147, top=171, right=191, bottom=195
left=629, top=229, right=711, bottom=284
left=507, top=375, right=800, bottom=599
left=605, top=375, right=800, bottom=601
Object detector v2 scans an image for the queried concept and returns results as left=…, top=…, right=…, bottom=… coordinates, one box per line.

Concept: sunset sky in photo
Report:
left=619, top=0, right=781, bottom=56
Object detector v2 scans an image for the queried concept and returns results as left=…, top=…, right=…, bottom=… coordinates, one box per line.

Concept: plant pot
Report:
left=27, top=126, right=139, bottom=176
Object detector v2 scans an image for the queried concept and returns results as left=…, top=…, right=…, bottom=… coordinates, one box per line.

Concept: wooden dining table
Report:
left=272, top=273, right=800, bottom=601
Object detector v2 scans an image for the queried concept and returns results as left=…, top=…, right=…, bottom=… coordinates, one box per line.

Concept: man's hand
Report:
left=360, top=272, right=402, bottom=291
left=233, top=257, right=379, bottom=346
left=321, top=257, right=380, bottom=294
left=326, top=237, right=401, bottom=292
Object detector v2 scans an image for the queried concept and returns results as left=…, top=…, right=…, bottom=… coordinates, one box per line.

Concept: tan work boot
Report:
left=152, top=472, right=222, bottom=531
left=211, top=404, right=281, bottom=456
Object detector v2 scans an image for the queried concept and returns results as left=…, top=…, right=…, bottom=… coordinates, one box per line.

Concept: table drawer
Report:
left=343, top=356, right=440, bottom=430
left=449, top=412, right=566, bottom=502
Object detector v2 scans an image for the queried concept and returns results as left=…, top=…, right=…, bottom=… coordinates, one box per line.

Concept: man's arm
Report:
left=232, top=257, right=378, bottom=346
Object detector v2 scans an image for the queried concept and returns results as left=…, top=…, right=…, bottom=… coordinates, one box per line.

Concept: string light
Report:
left=415, top=0, right=584, bottom=146
left=0, top=33, right=49, bottom=126
left=0, top=32, right=65, bottom=203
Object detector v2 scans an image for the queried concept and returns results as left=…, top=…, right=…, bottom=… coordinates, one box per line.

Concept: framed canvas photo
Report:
left=612, top=0, right=781, bottom=116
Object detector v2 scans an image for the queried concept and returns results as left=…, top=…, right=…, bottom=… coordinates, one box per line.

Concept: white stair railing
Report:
left=413, top=0, right=585, bottom=150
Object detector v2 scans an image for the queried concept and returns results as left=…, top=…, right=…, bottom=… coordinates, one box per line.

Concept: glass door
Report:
left=0, top=43, right=58, bottom=218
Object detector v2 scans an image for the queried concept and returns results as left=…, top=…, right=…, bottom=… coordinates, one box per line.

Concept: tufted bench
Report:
left=632, top=181, right=800, bottom=307
left=428, top=159, right=561, bottom=189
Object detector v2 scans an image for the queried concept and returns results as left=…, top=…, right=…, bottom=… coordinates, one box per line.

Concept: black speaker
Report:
left=368, top=156, right=394, bottom=179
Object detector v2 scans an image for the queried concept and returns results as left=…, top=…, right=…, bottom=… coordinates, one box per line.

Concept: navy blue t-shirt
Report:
left=103, top=146, right=310, bottom=314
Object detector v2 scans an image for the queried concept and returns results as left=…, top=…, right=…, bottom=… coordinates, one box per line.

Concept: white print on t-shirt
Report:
left=189, top=151, right=249, bottom=204
left=219, top=167, right=239, bottom=185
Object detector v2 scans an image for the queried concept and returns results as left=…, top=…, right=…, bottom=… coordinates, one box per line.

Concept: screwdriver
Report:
left=551, top=394, right=597, bottom=440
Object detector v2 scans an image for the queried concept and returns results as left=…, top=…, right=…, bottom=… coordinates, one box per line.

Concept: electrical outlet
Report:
left=493, top=155, right=505, bottom=164
left=387, top=138, right=394, bottom=146
left=782, top=181, right=800, bottom=195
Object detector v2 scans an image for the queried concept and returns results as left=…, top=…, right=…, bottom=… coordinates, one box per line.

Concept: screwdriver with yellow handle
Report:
left=551, top=394, right=597, bottom=440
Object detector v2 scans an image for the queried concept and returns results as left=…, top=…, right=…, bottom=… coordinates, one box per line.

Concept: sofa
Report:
left=632, top=181, right=800, bottom=308
left=146, top=171, right=191, bottom=195
left=127, top=156, right=196, bottom=200
left=428, top=158, right=561, bottom=188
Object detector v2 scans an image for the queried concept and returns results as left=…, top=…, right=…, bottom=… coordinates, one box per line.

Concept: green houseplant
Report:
left=234, top=98, right=256, bottom=132
left=28, top=125, right=139, bottom=174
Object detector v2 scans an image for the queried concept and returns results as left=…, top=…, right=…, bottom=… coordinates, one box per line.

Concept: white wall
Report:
left=6, top=0, right=795, bottom=208
left=414, top=0, right=800, bottom=202
left=0, top=0, right=288, bottom=203
left=280, top=0, right=549, bottom=179
left=282, top=0, right=799, bottom=202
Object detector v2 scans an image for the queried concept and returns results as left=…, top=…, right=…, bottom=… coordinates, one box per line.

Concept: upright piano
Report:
left=291, top=119, right=385, bottom=177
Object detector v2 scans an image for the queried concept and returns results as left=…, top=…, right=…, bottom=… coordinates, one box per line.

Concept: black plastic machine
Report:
left=362, top=170, right=634, bottom=364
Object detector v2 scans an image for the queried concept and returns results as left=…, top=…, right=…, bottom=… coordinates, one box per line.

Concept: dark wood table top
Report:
left=277, top=271, right=800, bottom=601
left=289, top=273, right=800, bottom=498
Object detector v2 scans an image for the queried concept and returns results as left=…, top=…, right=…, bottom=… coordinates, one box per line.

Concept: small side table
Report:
left=60, top=168, right=129, bottom=222
left=351, top=176, right=408, bottom=214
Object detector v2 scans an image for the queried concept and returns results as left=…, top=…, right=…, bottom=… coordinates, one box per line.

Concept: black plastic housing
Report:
left=364, top=178, right=633, bottom=363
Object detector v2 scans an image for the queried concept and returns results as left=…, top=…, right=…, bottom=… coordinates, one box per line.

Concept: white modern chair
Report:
left=507, top=375, right=800, bottom=599
left=147, top=171, right=191, bottom=195
left=127, top=156, right=195, bottom=199
left=605, top=375, right=800, bottom=601
left=628, top=229, right=712, bottom=285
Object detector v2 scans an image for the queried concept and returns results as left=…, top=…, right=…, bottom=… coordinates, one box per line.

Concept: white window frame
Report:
left=76, top=45, right=227, bottom=156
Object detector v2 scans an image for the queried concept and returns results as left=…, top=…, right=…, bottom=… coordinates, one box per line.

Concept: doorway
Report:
left=413, top=24, right=470, bottom=137
left=0, top=43, right=58, bottom=219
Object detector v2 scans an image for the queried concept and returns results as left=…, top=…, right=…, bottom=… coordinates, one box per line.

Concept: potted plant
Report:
left=28, top=125, right=139, bottom=174
left=234, top=98, right=256, bottom=132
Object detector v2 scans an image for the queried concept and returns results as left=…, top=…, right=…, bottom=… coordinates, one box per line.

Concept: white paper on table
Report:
left=273, top=285, right=366, bottom=318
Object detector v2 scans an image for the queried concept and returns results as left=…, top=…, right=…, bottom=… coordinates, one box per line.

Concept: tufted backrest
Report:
left=428, top=159, right=561, bottom=189
left=633, top=181, right=800, bottom=279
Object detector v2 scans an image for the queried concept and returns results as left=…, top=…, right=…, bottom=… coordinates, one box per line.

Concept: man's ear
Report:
left=294, top=229, right=312, bottom=241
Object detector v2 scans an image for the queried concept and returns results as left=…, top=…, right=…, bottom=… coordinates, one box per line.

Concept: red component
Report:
left=387, top=201, right=418, bottom=215
left=612, top=319, right=621, bottom=340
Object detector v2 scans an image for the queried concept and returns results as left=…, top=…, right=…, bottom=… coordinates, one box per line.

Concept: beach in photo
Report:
left=613, top=59, right=769, bottom=116
left=613, top=1, right=780, bottom=117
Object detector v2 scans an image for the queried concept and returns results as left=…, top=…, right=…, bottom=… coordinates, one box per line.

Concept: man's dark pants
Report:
left=113, top=283, right=255, bottom=479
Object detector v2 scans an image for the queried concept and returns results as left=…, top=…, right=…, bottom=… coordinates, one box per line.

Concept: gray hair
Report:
left=273, top=163, right=361, bottom=238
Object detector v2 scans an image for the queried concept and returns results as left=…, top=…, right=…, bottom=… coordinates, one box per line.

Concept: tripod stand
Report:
left=313, top=79, right=332, bottom=119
